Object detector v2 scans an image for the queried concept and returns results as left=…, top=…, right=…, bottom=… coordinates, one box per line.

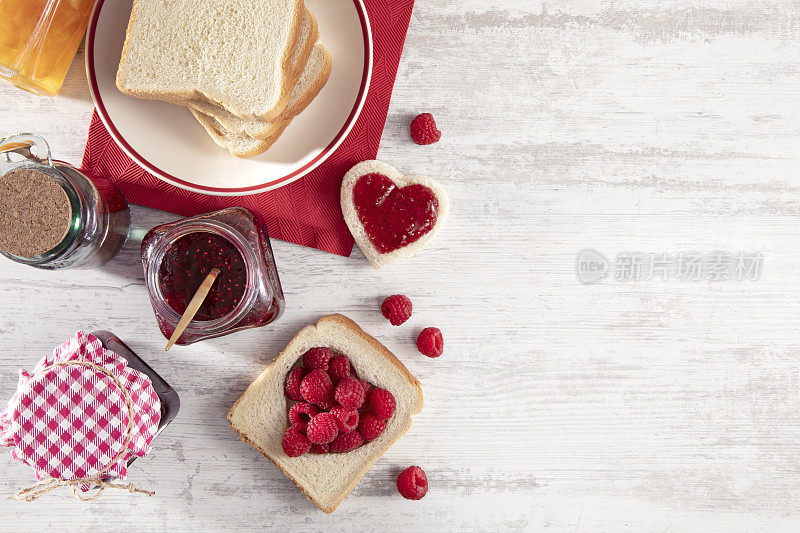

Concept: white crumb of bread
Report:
left=192, top=42, right=332, bottom=157
left=116, top=0, right=305, bottom=121
left=185, top=7, right=319, bottom=132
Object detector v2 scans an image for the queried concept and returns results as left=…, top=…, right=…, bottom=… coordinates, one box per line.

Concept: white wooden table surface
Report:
left=3, top=0, right=800, bottom=531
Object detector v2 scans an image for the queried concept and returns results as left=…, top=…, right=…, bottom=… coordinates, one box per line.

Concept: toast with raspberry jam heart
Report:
left=341, top=160, right=449, bottom=269
left=227, top=314, right=423, bottom=513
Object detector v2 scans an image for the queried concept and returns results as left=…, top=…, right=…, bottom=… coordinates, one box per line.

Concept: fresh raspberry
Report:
left=381, top=295, right=413, bottom=326
left=282, top=424, right=311, bottom=457
left=303, top=347, right=333, bottom=372
left=397, top=466, right=428, bottom=500
left=416, top=327, right=444, bottom=358
left=367, top=388, right=396, bottom=420
left=359, top=379, right=372, bottom=393
left=410, top=113, right=441, bottom=145
left=329, top=355, right=352, bottom=381
left=335, top=377, right=366, bottom=410
left=330, top=406, right=360, bottom=433
left=284, top=366, right=305, bottom=401
left=357, top=412, right=387, bottom=441
left=306, top=412, right=339, bottom=444
left=288, top=402, right=319, bottom=426
left=310, top=443, right=329, bottom=454
left=300, top=369, right=334, bottom=405
left=330, top=430, right=364, bottom=453
left=316, top=398, right=336, bottom=411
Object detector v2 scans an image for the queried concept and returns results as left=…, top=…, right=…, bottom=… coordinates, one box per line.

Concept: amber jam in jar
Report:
left=0, top=0, right=97, bottom=96
left=141, top=208, right=284, bottom=346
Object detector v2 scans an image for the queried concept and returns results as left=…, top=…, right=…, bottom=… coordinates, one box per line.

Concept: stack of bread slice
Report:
left=116, top=0, right=331, bottom=158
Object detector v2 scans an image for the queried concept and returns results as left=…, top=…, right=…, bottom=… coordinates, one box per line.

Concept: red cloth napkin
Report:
left=0, top=332, right=160, bottom=487
left=81, top=0, right=415, bottom=257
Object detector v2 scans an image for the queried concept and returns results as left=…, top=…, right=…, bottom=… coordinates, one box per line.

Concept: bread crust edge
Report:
left=115, top=0, right=141, bottom=93
left=225, top=44, right=332, bottom=157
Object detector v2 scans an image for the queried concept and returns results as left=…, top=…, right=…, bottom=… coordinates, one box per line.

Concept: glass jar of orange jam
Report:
left=0, top=0, right=97, bottom=96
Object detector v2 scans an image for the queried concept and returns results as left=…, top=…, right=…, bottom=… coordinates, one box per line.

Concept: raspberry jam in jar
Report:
left=141, top=208, right=285, bottom=345
left=158, top=232, right=247, bottom=321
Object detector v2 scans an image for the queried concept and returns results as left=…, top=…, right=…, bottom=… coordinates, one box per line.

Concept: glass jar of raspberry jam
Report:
left=141, top=208, right=285, bottom=345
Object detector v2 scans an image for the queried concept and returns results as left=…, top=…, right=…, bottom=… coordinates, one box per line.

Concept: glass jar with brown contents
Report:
left=0, top=133, right=130, bottom=269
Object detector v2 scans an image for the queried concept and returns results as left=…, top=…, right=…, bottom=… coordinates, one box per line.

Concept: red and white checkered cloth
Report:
left=0, top=332, right=161, bottom=486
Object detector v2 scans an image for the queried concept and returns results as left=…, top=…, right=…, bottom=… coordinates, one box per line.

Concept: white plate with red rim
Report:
left=86, top=0, right=372, bottom=196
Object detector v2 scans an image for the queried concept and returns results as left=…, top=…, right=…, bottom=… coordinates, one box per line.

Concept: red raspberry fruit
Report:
left=329, top=355, right=352, bottom=381
left=367, top=388, right=396, bottom=420
left=310, top=443, right=329, bottom=454
left=306, top=412, right=339, bottom=444
left=300, top=369, right=334, bottom=405
left=303, top=347, right=333, bottom=372
left=288, top=402, right=319, bottom=426
left=358, top=412, right=387, bottom=441
left=335, top=377, right=366, bottom=410
left=397, top=466, right=428, bottom=500
left=410, top=113, right=441, bottom=145
left=330, top=406, right=360, bottom=433
left=282, top=424, right=311, bottom=457
left=359, top=378, right=372, bottom=392
left=416, top=327, right=444, bottom=358
left=284, top=366, right=304, bottom=401
left=381, top=295, right=413, bottom=326
left=316, top=398, right=336, bottom=411
left=330, top=430, right=364, bottom=453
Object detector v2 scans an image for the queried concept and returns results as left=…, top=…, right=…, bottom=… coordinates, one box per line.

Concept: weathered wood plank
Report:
left=2, top=1, right=800, bottom=531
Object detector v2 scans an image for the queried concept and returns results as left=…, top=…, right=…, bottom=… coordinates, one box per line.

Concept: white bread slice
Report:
left=116, top=0, right=304, bottom=121
left=192, top=43, right=332, bottom=158
left=185, top=6, right=318, bottom=127
left=227, top=314, right=424, bottom=514
left=341, top=161, right=450, bottom=269
left=192, top=112, right=291, bottom=158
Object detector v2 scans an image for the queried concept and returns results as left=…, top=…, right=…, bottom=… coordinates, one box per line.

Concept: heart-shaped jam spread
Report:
left=158, top=232, right=246, bottom=321
left=281, top=348, right=396, bottom=457
left=353, top=173, right=439, bottom=254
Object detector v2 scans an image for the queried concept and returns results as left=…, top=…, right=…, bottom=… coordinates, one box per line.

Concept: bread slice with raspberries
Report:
left=227, top=314, right=424, bottom=513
